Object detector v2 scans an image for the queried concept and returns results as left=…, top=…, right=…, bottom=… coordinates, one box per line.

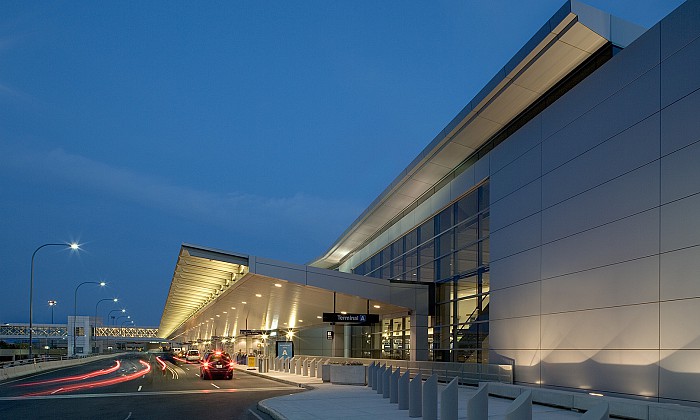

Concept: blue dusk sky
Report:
left=0, top=1, right=684, bottom=328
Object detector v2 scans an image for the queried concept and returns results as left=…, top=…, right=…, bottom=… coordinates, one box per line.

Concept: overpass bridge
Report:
left=0, top=323, right=167, bottom=359
left=0, top=323, right=159, bottom=339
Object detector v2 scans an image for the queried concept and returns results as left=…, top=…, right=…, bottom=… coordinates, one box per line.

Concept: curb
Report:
left=257, top=398, right=288, bottom=420
left=235, top=366, right=317, bottom=390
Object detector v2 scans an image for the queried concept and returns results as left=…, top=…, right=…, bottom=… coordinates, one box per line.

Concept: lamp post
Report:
left=73, top=281, right=105, bottom=356
left=106, top=309, right=125, bottom=352
left=48, top=300, right=57, bottom=351
left=29, top=243, right=79, bottom=358
left=108, top=309, right=126, bottom=326
left=48, top=300, right=57, bottom=324
left=94, top=298, right=117, bottom=354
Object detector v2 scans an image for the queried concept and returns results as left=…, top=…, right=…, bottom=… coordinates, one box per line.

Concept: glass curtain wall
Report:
left=353, top=182, right=490, bottom=362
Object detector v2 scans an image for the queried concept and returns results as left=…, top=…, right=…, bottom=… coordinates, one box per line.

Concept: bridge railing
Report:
left=0, top=354, right=95, bottom=369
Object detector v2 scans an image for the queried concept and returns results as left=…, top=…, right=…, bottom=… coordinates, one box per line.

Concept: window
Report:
left=353, top=181, right=490, bottom=361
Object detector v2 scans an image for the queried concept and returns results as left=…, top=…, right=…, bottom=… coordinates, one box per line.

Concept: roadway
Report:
left=0, top=353, right=303, bottom=419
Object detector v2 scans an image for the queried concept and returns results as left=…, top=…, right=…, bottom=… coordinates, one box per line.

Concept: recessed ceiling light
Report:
left=216, top=315, right=220, bottom=317
left=373, top=305, right=381, bottom=309
left=317, top=316, right=322, bottom=319
left=232, top=307, right=236, bottom=310
left=223, top=311, right=227, bottom=314
left=299, top=320, right=304, bottom=323
left=274, top=283, right=282, bottom=287
left=242, top=301, right=247, bottom=304
left=255, top=294, right=262, bottom=297
left=340, top=311, right=347, bottom=315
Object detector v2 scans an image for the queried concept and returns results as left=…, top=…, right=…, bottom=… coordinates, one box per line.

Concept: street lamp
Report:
left=29, top=242, right=79, bottom=358
left=94, top=298, right=118, bottom=354
left=108, top=308, right=126, bottom=325
left=48, top=300, right=57, bottom=324
left=72, top=281, right=105, bottom=356
left=48, top=300, right=58, bottom=351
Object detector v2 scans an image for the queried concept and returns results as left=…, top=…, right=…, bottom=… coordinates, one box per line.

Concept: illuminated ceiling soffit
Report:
left=158, top=245, right=249, bottom=338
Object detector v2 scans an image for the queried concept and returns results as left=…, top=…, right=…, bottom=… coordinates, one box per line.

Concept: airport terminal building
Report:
left=159, top=0, right=700, bottom=406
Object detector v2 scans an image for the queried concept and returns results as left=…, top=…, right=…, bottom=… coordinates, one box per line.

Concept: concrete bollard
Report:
left=316, top=360, right=324, bottom=378
left=296, top=358, right=302, bottom=375
left=504, top=390, right=532, bottom=420
left=409, top=373, right=422, bottom=418
left=390, top=367, right=400, bottom=403
left=376, top=364, right=384, bottom=394
left=422, top=373, right=438, bottom=420
left=440, top=377, right=459, bottom=420
left=398, top=370, right=410, bottom=410
left=309, top=358, right=316, bottom=377
left=302, top=359, right=308, bottom=376
left=467, top=382, right=489, bottom=420
left=581, top=402, right=609, bottom=420
left=367, top=362, right=375, bottom=388
left=383, top=366, right=391, bottom=398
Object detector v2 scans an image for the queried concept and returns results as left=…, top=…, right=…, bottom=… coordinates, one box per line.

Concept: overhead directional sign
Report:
left=240, top=329, right=268, bottom=336
left=322, top=313, right=379, bottom=324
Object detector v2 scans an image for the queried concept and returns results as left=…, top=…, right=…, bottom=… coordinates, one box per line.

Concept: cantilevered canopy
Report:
left=158, top=246, right=250, bottom=339
left=159, top=244, right=419, bottom=341
left=310, top=0, right=644, bottom=269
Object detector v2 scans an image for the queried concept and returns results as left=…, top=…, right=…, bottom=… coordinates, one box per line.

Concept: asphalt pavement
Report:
left=0, top=353, right=303, bottom=420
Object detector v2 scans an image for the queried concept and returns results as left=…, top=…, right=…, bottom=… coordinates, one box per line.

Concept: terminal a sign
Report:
left=240, top=329, right=269, bottom=336
left=322, top=313, right=379, bottom=325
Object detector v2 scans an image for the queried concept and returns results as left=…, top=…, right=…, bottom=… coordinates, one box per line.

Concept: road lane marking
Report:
left=210, top=383, right=220, bottom=389
left=137, top=386, right=142, bottom=391
left=123, top=413, right=132, bottom=420
left=0, top=386, right=301, bottom=401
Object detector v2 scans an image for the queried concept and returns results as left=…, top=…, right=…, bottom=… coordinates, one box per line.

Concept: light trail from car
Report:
left=23, top=360, right=151, bottom=397
left=16, top=360, right=122, bottom=387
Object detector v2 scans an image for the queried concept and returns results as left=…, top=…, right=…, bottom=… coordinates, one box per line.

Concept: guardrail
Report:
left=279, top=355, right=513, bottom=385
left=0, top=352, right=124, bottom=382
left=0, top=353, right=105, bottom=370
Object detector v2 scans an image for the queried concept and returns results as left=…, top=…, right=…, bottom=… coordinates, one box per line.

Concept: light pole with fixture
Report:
left=108, top=308, right=126, bottom=325
left=48, top=300, right=57, bottom=324
left=29, top=242, right=79, bottom=358
left=72, top=281, right=105, bottom=356
left=94, top=298, right=118, bottom=354
left=48, top=300, right=57, bottom=351
left=107, top=309, right=125, bottom=352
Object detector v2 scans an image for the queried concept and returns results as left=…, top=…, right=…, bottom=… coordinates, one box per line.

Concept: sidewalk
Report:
left=234, top=365, right=582, bottom=419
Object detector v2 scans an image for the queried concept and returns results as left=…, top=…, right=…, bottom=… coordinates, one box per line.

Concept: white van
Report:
left=185, top=349, right=200, bottom=362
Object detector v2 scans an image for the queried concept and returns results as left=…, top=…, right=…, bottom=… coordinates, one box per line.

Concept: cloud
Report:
left=1, top=146, right=362, bottom=244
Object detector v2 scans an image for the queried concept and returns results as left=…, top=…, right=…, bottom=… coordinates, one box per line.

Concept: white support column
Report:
left=343, top=324, right=351, bottom=358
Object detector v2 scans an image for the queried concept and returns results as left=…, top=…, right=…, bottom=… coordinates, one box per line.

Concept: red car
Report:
left=200, top=351, right=234, bottom=380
